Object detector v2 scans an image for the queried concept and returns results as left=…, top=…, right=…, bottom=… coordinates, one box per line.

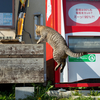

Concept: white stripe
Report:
left=60, top=0, right=69, bottom=83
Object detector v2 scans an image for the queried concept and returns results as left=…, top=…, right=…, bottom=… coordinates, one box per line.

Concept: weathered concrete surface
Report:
left=47, top=90, right=100, bottom=98
left=0, top=44, right=44, bottom=83
left=0, top=44, right=43, bottom=55
left=15, top=87, right=34, bottom=100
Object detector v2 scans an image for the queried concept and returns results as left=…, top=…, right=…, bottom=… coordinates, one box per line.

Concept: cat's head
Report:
left=35, top=24, right=41, bottom=36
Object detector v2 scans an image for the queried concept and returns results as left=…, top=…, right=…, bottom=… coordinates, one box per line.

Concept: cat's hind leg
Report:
left=60, top=59, right=66, bottom=73
left=53, top=50, right=62, bottom=71
left=55, top=63, right=61, bottom=71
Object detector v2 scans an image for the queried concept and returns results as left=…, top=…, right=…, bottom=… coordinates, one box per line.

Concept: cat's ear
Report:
left=35, top=24, right=38, bottom=27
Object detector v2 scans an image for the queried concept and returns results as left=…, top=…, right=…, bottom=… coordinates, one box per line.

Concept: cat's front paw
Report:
left=37, top=41, right=40, bottom=44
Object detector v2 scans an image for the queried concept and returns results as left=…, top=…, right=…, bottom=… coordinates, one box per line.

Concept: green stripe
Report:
left=68, top=54, right=96, bottom=62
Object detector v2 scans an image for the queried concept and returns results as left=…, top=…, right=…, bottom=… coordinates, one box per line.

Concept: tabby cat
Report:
left=35, top=25, right=87, bottom=72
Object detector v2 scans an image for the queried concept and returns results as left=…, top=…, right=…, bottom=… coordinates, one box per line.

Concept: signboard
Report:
left=66, top=1, right=100, bottom=26
left=0, top=0, right=14, bottom=27
left=0, top=13, right=12, bottom=26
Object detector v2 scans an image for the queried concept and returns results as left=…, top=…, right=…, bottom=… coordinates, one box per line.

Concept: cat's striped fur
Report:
left=35, top=25, right=87, bottom=72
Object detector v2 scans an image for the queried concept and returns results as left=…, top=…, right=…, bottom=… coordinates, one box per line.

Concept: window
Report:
left=69, top=36, right=100, bottom=53
left=0, top=0, right=14, bottom=28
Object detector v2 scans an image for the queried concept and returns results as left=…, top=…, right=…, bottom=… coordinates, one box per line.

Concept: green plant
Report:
left=74, top=96, right=95, bottom=100
left=20, top=81, right=54, bottom=100
left=34, top=81, right=54, bottom=99
left=72, top=90, right=82, bottom=96
left=78, top=87, right=86, bottom=90
left=59, top=98, right=72, bottom=100
left=0, top=84, right=16, bottom=100
left=0, top=91, right=15, bottom=100
left=88, top=88, right=100, bottom=96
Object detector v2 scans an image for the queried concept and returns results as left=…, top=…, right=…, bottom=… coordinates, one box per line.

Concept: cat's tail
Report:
left=65, top=48, right=88, bottom=58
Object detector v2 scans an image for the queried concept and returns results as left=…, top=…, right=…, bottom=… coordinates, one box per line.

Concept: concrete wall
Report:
left=0, top=0, right=46, bottom=82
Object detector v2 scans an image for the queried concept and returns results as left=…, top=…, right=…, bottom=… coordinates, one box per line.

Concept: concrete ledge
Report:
left=15, top=87, right=34, bottom=100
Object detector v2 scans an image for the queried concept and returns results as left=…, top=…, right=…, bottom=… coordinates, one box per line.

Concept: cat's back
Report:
left=43, top=26, right=66, bottom=48
left=43, top=26, right=63, bottom=38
